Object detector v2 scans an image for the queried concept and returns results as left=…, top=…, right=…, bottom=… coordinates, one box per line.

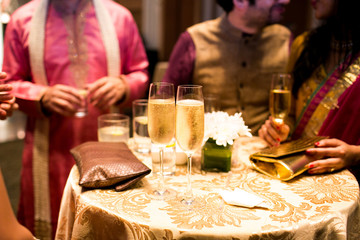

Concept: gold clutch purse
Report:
left=249, top=136, right=327, bottom=181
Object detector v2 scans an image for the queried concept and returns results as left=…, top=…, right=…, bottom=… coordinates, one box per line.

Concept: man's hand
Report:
left=41, top=84, right=83, bottom=116
left=87, top=76, right=127, bottom=111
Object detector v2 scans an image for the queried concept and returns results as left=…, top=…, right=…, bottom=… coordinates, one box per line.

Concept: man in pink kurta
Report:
left=2, top=0, right=149, bottom=238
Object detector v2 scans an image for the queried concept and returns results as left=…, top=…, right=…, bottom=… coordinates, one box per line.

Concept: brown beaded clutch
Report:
left=249, top=136, right=327, bottom=181
left=71, top=141, right=151, bottom=191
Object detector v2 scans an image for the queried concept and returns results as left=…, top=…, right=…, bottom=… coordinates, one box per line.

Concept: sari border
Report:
left=292, top=55, right=360, bottom=139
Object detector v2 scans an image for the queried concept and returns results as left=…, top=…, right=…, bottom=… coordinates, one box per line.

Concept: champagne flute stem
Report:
left=158, top=146, right=165, bottom=195
left=184, top=153, right=194, bottom=204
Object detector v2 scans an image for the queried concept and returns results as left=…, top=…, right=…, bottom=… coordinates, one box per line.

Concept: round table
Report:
left=55, top=137, right=360, bottom=240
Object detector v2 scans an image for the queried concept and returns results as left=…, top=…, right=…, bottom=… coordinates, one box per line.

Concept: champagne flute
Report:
left=176, top=85, right=204, bottom=206
left=148, top=82, right=176, bottom=199
left=270, top=73, right=291, bottom=125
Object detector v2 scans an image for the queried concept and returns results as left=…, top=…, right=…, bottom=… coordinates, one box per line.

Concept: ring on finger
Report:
left=330, top=168, right=335, bottom=173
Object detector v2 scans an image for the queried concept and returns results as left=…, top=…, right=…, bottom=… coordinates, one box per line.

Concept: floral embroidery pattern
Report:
left=287, top=175, right=358, bottom=204
left=162, top=193, right=259, bottom=230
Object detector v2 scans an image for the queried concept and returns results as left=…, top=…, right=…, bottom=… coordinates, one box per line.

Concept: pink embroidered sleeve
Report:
left=3, top=15, right=47, bottom=117
left=117, top=10, right=149, bottom=107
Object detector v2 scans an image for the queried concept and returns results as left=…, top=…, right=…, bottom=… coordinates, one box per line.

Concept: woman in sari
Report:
left=259, top=0, right=360, bottom=177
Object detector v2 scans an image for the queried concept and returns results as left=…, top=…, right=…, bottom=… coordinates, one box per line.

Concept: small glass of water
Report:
left=75, top=89, right=88, bottom=118
left=132, top=99, right=151, bottom=153
left=98, top=113, right=130, bottom=143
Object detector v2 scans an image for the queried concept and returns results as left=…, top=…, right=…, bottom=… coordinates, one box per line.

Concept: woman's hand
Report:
left=0, top=72, right=19, bottom=120
left=87, top=76, right=127, bottom=111
left=258, top=117, right=290, bottom=146
left=0, top=95, right=18, bottom=120
left=305, top=138, right=360, bottom=174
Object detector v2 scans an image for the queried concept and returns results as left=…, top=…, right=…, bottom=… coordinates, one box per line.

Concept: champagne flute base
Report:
left=178, top=195, right=206, bottom=211
left=181, top=198, right=194, bottom=206
left=148, top=188, right=177, bottom=200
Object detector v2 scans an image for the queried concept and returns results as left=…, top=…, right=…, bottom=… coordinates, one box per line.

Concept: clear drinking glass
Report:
left=132, top=99, right=151, bottom=153
left=176, top=85, right=204, bottom=206
left=98, top=113, right=130, bottom=143
left=204, top=94, right=220, bottom=113
left=75, top=89, right=88, bottom=117
left=270, top=73, right=291, bottom=125
left=147, top=82, right=176, bottom=199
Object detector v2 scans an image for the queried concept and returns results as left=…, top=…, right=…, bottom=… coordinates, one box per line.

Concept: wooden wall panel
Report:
left=116, top=0, right=143, bottom=30
left=160, top=0, right=202, bottom=60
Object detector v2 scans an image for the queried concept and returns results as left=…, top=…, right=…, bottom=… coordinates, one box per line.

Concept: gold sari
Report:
left=288, top=33, right=360, bottom=139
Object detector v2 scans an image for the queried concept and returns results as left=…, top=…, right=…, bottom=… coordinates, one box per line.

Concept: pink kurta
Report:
left=2, top=0, right=149, bottom=237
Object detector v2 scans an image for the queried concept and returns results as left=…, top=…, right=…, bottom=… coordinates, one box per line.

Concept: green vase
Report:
left=201, top=138, right=232, bottom=172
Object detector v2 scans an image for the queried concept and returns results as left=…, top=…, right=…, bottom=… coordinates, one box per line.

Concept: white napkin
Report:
left=219, top=188, right=270, bottom=209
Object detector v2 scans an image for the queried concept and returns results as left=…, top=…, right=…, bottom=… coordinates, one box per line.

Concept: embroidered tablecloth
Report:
left=55, top=137, right=360, bottom=240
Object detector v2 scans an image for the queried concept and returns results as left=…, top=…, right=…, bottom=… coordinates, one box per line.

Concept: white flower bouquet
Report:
left=204, top=111, right=252, bottom=147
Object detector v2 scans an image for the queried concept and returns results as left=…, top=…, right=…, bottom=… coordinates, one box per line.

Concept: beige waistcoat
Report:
left=188, top=15, right=290, bottom=134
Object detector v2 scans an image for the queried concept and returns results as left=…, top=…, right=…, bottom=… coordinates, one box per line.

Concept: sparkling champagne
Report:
left=270, top=89, right=291, bottom=123
left=176, top=99, right=204, bottom=153
left=98, top=126, right=129, bottom=142
left=148, top=99, right=175, bottom=145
